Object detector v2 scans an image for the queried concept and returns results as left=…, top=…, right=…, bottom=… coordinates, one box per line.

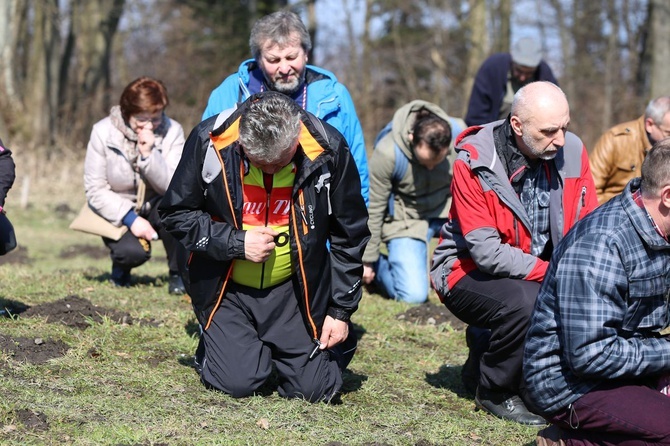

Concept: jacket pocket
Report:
left=622, top=275, right=669, bottom=331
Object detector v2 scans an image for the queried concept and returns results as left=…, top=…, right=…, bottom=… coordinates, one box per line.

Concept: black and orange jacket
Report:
left=158, top=92, right=370, bottom=339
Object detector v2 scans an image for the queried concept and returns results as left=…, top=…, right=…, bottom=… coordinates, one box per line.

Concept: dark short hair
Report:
left=249, top=10, right=312, bottom=60
left=412, top=110, right=452, bottom=153
left=119, top=77, right=169, bottom=122
left=641, top=138, right=670, bottom=196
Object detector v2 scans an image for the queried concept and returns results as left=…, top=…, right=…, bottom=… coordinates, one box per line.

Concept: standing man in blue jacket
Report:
left=202, top=10, right=369, bottom=204
left=465, top=37, right=558, bottom=127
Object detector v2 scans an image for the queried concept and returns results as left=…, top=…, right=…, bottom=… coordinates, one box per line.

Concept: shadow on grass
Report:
left=0, top=297, right=29, bottom=317
left=425, top=363, right=473, bottom=399
left=86, top=270, right=170, bottom=289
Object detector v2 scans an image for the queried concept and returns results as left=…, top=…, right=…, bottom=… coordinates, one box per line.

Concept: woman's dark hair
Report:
left=412, top=110, right=452, bottom=153
left=119, top=77, right=169, bottom=122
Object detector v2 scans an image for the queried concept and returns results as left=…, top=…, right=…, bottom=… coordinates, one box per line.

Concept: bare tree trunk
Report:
left=306, top=0, right=316, bottom=62
left=495, top=0, right=511, bottom=54
left=62, top=0, right=124, bottom=142
left=546, top=0, right=574, bottom=103
left=648, top=0, right=670, bottom=98
left=462, top=0, right=487, bottom=117
left=602, top=0, right=619, bottom=132
left=24, top=0, right=60, bottom=146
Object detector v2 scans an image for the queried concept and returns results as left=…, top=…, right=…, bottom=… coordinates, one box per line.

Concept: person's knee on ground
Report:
left=200, top=357, right=271, bottom=398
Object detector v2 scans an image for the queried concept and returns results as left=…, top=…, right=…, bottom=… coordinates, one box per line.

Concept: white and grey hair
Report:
left=238, top=93, right=302, bottom=164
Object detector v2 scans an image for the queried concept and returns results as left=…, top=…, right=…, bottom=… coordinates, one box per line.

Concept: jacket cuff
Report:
left=230, top=229, right=246, bottom=259
left=122, top=209, right=138, bottom=228
left=327, top=307, right=351, bottom=322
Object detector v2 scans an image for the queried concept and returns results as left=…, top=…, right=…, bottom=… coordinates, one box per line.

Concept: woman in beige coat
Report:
left=84, top=77, right=185, bottom=292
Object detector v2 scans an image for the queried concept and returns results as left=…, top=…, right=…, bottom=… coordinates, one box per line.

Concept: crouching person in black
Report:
left=159, top=92, right=370, bottom=402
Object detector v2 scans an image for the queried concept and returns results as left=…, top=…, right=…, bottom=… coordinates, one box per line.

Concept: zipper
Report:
left=261, top=172, right=273, bottom=287
left=298, top=189, right=309, bottom=234
left=574, top=186, right=587, bottom=225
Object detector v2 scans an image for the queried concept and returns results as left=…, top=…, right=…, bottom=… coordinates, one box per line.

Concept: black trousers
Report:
left=444, top=270, right=540, bottom=394
left=103, top=201, right=180, bottom=274
left=200, top=279, right=344, bottom=403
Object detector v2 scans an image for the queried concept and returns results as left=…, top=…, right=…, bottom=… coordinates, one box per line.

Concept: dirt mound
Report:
left=21, top=295, right=159, bottom=329
left=0, top=335, right=70, bottom=364
left=396, top=302, right=466, bottom=330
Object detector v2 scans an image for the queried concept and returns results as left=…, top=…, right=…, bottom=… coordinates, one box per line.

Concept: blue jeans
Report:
left=374, top=219, right=445, bottom=304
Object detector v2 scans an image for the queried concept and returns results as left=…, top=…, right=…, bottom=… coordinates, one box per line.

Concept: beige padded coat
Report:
left=84, top=109, right=185, bottom=226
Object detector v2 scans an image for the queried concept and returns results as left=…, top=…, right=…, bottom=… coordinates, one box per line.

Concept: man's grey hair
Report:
left=239, top=93, right=302, bottom=164
left=511, top=81, right=567, bottom=122
left=645, top=96, right=670, bottom=125
left=641, top=138, right=670, bottom=197
left=249, top=10, right=312, bottom=61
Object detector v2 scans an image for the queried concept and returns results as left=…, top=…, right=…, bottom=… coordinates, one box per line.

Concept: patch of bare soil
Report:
left=0, top=245, right=31, bottom=266
left=0, top=334, right=70, bottom=364
left=396, top=302, right=466, bottom=331
left=21, top=295, right=160, bottom=329
left=59, top=244, right=109, bottom=260
left=12, top=409, right=49, bottom=431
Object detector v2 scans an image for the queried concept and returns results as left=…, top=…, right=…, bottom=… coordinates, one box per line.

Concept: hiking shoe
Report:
left=168, top=274, right=186, bottom=295
left=462, top=325, right=491, bottom=394
left=475, top=387, right=547, bottom=426
left=110, top=265, right=131, bottom=287
left=536, top=424, right=566, bottom=446
left=193, top=336, right=205, bottom=374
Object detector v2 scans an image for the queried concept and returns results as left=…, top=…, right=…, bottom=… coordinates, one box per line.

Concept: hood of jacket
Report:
left=391, top=100, right=462, bottom=161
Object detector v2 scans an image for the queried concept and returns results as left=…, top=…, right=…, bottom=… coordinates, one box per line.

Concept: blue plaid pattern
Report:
left=518, top=164, right=550, bottom=256
left=524, top=178, right=670, bottom=415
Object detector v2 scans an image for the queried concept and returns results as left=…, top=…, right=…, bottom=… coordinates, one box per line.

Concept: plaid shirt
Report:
left=516, top=163, right=551, bottom=257
left=523, top=177, right=670, bottom=415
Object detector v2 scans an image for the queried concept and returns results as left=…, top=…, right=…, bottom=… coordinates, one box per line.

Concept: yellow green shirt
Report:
left=232, top=163, right=295, bottom=288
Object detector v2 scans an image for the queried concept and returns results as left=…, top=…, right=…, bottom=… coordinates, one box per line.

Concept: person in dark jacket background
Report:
left=0, top=137, right=16, bottom=212
left=465, top=37, right=558, bottom=127
left=159, top=92, right=370, bottom=403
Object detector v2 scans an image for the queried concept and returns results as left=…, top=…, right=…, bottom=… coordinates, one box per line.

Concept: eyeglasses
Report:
left=131, top=112, right=163, bottom=126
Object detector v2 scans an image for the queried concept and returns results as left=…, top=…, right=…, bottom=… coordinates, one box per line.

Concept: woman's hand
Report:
left=137, top=122, right=155, bottom=158
left=130, top=216, right=158, bottom=241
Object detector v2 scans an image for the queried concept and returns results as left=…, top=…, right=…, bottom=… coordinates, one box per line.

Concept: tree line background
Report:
left=0, top=0, right=669, bottom=199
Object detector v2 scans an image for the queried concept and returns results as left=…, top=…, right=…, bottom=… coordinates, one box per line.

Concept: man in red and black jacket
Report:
left=431, top=82, right=598, bottom=425
left=159, top=92, right=369, bottom=403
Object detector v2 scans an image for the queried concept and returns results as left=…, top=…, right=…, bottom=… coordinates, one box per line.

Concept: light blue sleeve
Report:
left=334, top=84, right=369, bottom=206
left=202, top=74, right=243, bottom=121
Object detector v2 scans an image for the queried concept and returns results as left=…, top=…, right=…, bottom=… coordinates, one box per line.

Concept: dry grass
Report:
left=0, top=161, right=541, bottom=445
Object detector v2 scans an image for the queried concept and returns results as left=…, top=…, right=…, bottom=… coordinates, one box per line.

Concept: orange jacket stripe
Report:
left=205, top=267, right=233, bottom=331
left=299, top=122, right=323, bottom=161
left=291, top=197, right=318, bottom=339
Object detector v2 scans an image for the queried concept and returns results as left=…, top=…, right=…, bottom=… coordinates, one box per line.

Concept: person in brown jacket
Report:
left=589, top=96, right=670, bottom=205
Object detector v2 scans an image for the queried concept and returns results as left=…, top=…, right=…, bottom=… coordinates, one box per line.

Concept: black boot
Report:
left=461, top=325, right=491, bottom=394
left=168, top=273, right=186, bottom=295
left=110, top=264, right=131, bottom=287
left=475, top=386, right=547, bottom=426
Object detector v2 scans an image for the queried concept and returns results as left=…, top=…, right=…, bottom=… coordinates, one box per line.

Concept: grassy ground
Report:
left=0, top=194, right=542, bottom=445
